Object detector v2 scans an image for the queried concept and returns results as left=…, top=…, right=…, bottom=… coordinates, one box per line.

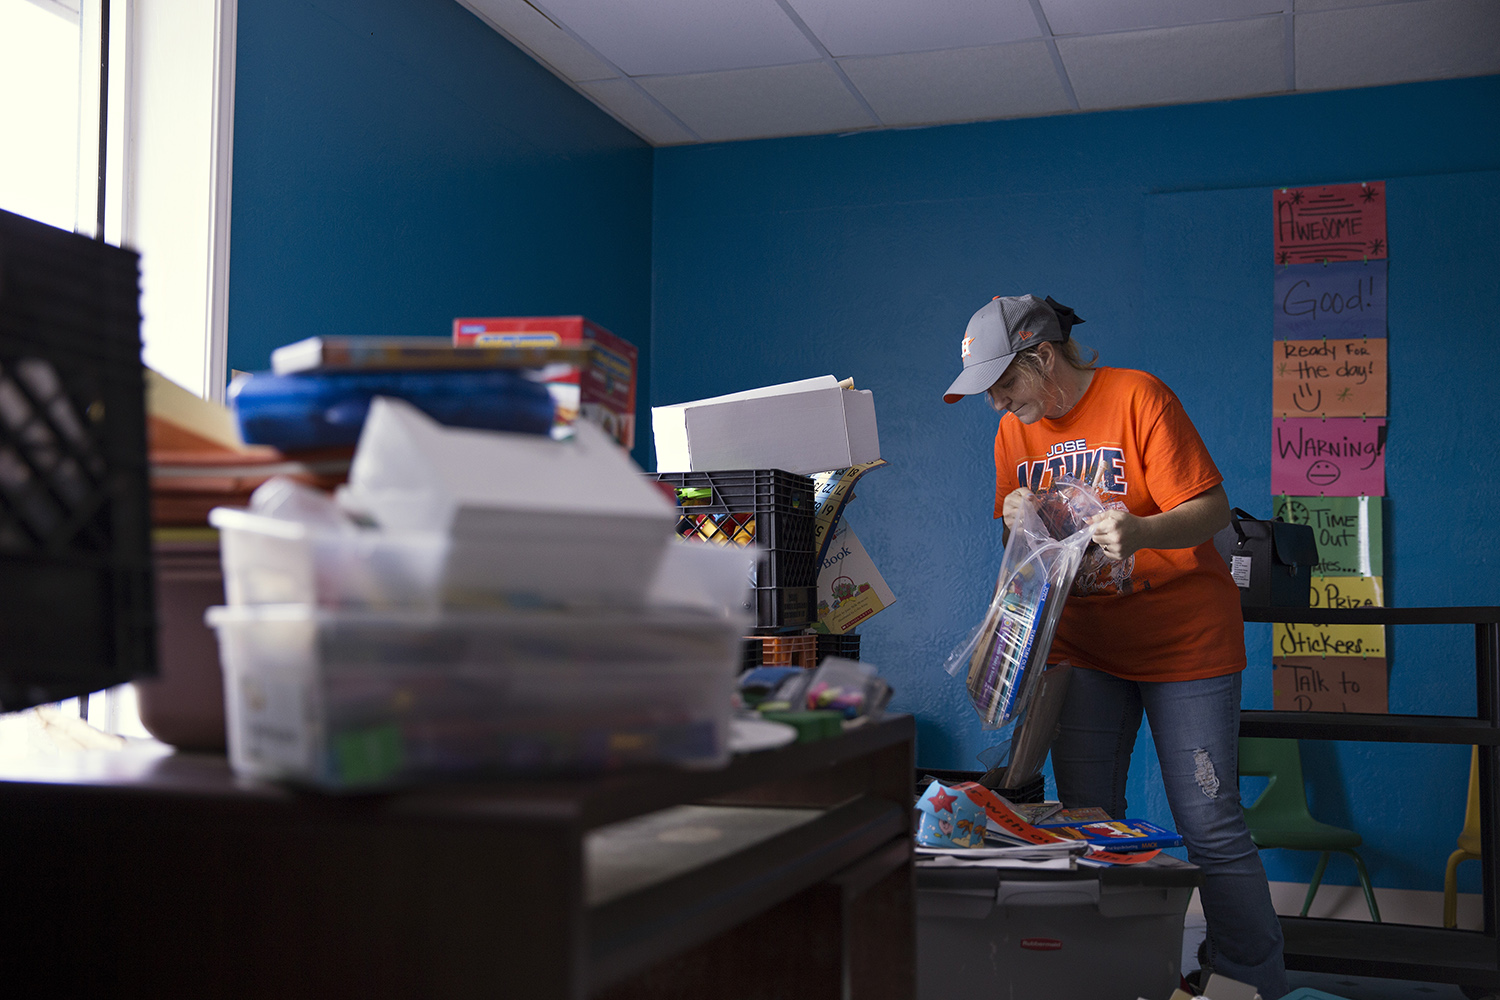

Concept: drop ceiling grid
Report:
left=459, top=0, right=1498, bottom=146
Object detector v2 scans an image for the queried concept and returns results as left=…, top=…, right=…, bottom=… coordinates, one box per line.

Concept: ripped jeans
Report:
left=1051, top=667, right=1288, bottom=1000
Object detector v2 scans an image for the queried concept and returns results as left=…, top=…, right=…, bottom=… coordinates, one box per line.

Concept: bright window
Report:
left=0, top=0, right=85, bottom=231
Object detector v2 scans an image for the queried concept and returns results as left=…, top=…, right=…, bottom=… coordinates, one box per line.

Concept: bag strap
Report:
left=1229, top=507, right=1257, bottom=545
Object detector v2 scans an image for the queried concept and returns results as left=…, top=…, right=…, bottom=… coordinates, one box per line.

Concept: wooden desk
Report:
left=0, top=715, right=915, bottom=999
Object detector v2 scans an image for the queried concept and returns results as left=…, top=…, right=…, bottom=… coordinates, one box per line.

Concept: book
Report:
left=1008, top=801, right=1065, bottom=825
left=270, top=336, right=592, bottom=375
left=1037, top=806, right=1113, bottom=825
left=1040, top=818, right=1184, bottom=852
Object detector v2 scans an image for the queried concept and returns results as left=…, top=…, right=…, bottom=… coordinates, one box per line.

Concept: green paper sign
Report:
left=1273, top=495, right=1383, bottom=577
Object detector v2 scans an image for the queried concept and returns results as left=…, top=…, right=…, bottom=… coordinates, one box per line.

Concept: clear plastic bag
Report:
left=945, top=477, right=1104, bottom=729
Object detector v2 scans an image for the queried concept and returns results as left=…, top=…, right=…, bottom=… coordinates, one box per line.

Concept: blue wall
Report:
left=651, top=76, right=1500, bottom=892
left=229, top=0, right=657, bottom=464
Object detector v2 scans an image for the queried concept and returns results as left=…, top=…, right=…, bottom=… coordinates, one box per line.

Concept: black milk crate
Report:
left=753, top=585, right=816, bottom=630
left=816, top=632, right=861, bottom=663
left=656, top=469, right=818, bottom=603
left=739, top=637, right=762, bottom=673
left=0, top=209, right=155, bottom=711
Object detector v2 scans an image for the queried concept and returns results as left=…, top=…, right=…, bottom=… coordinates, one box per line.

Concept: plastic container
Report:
left=207, top=604, right=746, bottom=789
left=228, top=368, right=555, bottom=451
left=209, top=506, right=447, bottom=609
left=916, top=857, right=1201, bottom=1000
left=0, top=208, right=155, bottom=709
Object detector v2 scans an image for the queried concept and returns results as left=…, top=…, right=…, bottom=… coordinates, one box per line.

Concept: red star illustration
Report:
left=927, top=787, right=959, bottom=814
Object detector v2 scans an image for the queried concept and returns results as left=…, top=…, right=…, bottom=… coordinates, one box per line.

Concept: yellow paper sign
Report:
left=1273, top=338, right=1387, bottom=418
left=1273, top=622, right=1385, bottom=659
left=1308, top=575, right=1383, bottom=610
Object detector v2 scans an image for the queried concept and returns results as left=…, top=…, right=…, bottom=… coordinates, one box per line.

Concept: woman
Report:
left=943, top=294, right=1287, bottom=999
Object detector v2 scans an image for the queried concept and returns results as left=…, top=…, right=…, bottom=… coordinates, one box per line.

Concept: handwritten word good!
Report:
left=1280, top=274, right=1379, bottom=321
left=1275, top=425, right=1384, bottom=469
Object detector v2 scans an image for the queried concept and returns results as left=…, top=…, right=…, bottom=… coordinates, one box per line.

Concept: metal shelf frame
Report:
left=1239, top=605, right=1500, bottom=989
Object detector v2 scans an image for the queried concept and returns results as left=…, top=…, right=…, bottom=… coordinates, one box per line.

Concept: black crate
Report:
left=754, top=586, right=816, bottom=630
left=0, top=209, right=155, bottom=711
left=656, top=469, right=813, bottom=515
left=656, top=470, right=818, bottom=617
left=816, top=632, right=860, bottom=663
left=738, top=637, right=762, bottom=673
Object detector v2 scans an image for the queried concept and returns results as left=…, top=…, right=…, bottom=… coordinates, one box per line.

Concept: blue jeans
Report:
left=1051, top=667, right=1288, bottom=1000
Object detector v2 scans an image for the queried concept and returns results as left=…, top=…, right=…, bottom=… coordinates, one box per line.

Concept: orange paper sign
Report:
left=1273, top=339, right=1387, bottom=418
left=1272, top=656, right=1388, bottom=713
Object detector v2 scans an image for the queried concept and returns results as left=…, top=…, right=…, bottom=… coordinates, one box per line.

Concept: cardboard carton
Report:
left=653, top=375, right=880, bottom=475
left=453, top=315, right=638, bottom=449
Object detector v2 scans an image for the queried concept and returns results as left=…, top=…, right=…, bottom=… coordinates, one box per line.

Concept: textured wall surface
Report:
left=229, top=0, right=656, bottom=464
left=651, top=76, right=1500, bottom=890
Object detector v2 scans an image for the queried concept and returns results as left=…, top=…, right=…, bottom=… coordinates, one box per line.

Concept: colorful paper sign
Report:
left=1273, top=621, right=1385, bottom=659
left=1272, top=339, right=1386, bottom=418
left=1273, top=261, right=1386, bottom=340
left=1272, top=496, right=1383, bottom=576
left=1274, top=181, right=1387, bottom=264
left=1271, top=417, right=1386, bottom=496
left=1308, top=574, right=1384, bottom=610
left=1272, top=656, right=1388, bottom=713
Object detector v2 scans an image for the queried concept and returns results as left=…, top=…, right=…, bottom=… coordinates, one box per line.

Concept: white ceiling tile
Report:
left=1058, top=17, right=1287, bottom=109
left=460, top=0, right=620, bottom=82
left=577, top=78, right=699, bottom=144
left=637, top=62, right=877, bottom=142
left=1295, top=0, right=1500, bottom=90
left=839, top=42, right=1072, bottom=125
left=531, top=0, right=819, bottom=76
left=1040, top=0, right=1287, bottom=35
left=785, top=0, right=1039, bottom=57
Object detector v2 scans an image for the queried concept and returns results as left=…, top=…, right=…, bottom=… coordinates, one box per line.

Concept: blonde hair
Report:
left=985, top=340, right=1098, bottom=414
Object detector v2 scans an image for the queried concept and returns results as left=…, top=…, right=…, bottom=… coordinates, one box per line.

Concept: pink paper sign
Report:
left=1272, top=417, right=1386, bottom=496
left=1273, top=182, right=1387, bottom=264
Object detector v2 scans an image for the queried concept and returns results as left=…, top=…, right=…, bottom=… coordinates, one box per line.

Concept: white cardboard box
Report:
left=652, top=376, right=880, bottom=475
left=341, top=397, right=677, bottom=606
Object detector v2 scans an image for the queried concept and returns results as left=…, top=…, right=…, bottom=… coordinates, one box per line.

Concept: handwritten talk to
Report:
left=1274, top=181, right=1387, bottom=264
left=1272, top=495, right=1383, bottom=576
left=1273, top=260, right=1386, bottom=340
left=1272, top=417, right=1386, bottom=496
left=1272, top=338, right=1386, bottom=418
left=1272, top=655, right=1388, bottom=713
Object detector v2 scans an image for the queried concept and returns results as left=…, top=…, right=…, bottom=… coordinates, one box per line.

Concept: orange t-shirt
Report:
left=992, top=367, right=1245, bottom=682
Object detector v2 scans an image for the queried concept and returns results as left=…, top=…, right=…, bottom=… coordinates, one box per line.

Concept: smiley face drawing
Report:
left=1306, top=460, right=1341, bottom=487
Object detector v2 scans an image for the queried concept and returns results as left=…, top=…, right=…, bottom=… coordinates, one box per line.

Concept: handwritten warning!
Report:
left=1273, top=260, right=1386, bottom=340
left=1272, top=496, right=1383, bottom=577
left=1274, top=181, right=1387, bottom=264
left=1272, top=656, right=1388, bottom=713
left=1272, top=339, right=1386, bottom=418
left=1272, top=417, right=1386, bottom=496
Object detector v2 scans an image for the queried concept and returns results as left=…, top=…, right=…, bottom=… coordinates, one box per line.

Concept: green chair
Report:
left=1443, top=746, right=1482, bottom=929
left=1238, top=736, right=1381, bottom=922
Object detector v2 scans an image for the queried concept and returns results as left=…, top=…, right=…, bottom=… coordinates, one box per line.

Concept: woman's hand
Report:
left=1002, top=488, right=1034, bottom=533
left=1088, top=509, right=1147, bottom=562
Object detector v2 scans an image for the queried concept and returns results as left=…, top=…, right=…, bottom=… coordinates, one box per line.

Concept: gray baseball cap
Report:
left=942, top=294, right=1083, bottom=403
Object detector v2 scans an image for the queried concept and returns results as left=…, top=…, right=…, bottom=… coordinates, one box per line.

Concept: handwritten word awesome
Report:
left=1277, top=210, right=1363, bottom=246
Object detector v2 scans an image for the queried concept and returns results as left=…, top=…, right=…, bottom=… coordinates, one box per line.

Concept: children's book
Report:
left=1037, top=806, right=1113, bottom=825
left=1041, top=818, right=1183, bottom=851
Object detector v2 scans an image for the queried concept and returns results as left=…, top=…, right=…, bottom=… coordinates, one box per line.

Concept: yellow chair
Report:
left=1239, top=737, right=1381, bottom=922
left=1444, top=746, right=1482, bottom=929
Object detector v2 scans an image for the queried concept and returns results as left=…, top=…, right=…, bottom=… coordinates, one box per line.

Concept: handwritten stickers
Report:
left=1274, top=181, right=1387, bottom=264
left=1271, top=417, right=1386, bottom=496
left=1272, top=338, right=1386, bottom=418
left=1273, top=261, right=1386, bottom=340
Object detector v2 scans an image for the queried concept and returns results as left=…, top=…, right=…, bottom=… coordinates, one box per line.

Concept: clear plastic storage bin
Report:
left=206, top=604, right=746, bottom=789
left=210, top=506, right=447, bottom=609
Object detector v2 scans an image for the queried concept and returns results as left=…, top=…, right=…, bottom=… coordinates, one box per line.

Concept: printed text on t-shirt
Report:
left=1016, top=445, right=1128, bottom=494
